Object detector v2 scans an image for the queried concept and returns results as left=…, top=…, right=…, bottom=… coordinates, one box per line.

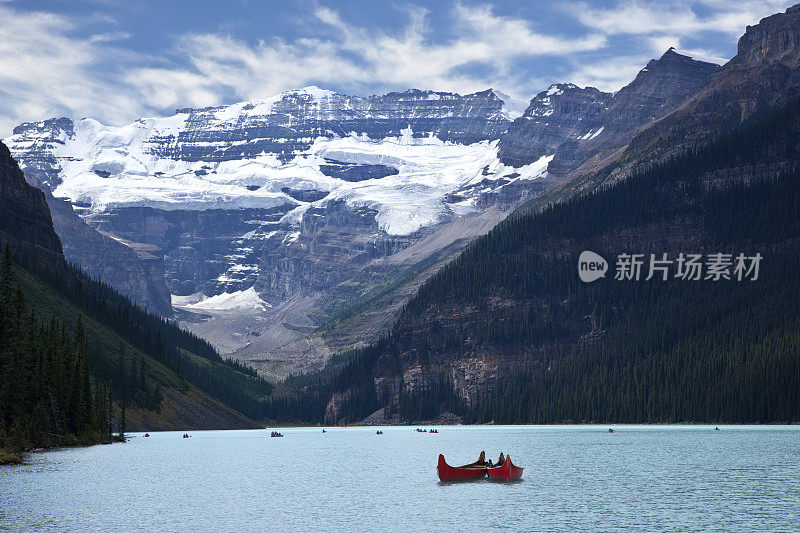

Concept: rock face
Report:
left=623, top=5, right=800, bottom=167
left=162, top=88, right=515, bottom=164
left=498, top=49, right=721, bottom=175
left=0, top=140, right=63, bottom=267
left=45, top=196, right=173, bottom=314
left=737, top=5, right=800, bottom=68
left=497, top=84, right=612, bottom=170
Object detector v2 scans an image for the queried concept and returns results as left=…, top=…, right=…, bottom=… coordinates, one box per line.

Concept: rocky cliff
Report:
left=162, top=87, right=515, bottom=164
left=46, top=195, right=172, bottom=314
left=618, top=4, right=800, bottom=173
left=0, top=140, right=63, bottom=267
left=498, top=49, right=720, bottom=176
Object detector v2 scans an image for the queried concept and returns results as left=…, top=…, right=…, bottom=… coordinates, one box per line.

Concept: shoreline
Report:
left=0, top=435, right=126, bottom=466
left=134, top=421, right=800, bottom=432
left=0, top=447, right=23, bottom=465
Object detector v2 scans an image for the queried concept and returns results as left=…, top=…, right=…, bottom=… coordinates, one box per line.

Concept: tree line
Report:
left=0, top=248, right=115, bottom=451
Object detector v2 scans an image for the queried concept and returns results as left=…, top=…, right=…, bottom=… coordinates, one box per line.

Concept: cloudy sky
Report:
left=0, top=0, right=794, bottom=135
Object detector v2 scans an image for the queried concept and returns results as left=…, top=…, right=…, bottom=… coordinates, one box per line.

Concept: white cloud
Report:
left=0, top=5, right=147, bottom=133
left=127, top=3, right=605, bottom=110
left=573, top=0, right=793, bottom=37
left=0, top=1, right=795, bottom=134
left=0, top=2, right=607, bottom=133
left=561, top=0, right=796, bottom=89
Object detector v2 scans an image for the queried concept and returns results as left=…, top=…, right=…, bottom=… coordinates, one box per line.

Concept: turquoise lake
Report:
left=1, top=425, right=798, bottom=531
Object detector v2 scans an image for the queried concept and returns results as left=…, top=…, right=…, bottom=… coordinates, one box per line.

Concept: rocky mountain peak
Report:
left=622, top=3, right=800, bottom=168
left=606, top=48, right=720, bottom=131
left=12, top=116, right=74, bottom=138
left=495, top=83, right=611, bottom=169
left=618, top=47, right=720, bottom=99
left=736, top=4, right=800, bottom=66
left=521, top=83, right=610, bottom=120
left=498, top=48, right=719, bottom=173
left=9, top=117, right=75, bottom=190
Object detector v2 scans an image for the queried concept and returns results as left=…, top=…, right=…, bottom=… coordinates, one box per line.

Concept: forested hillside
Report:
left=0, top=248, right=115, bottom=454
left=0, top=244, right=275, bottom=455
left=312, top=94, right=800, bottom=425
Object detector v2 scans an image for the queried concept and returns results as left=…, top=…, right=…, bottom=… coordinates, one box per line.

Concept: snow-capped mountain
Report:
left=9, top=87, right=532, bottom=235
left=5, top=53, right=721, bottom=378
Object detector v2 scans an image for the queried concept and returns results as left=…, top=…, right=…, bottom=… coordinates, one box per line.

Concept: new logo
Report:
left=578, top=251, right=608, bottom=282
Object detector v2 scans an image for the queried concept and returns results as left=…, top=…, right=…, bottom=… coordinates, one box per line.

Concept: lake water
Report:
left=1, top=426, right=798, bottom=532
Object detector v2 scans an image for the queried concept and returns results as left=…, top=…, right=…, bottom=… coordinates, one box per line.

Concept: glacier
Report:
left=172, top=287, right=271, bottom=314
left=9, top=88, right=544, bottom=236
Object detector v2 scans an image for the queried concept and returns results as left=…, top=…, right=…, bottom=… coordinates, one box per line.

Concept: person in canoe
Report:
left=497, top=452, right=505, bottom=466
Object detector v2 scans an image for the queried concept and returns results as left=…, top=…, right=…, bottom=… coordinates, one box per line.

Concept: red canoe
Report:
left=487, top=455, right=523, bottom=481
left=437, top=452, right=488, bottom=482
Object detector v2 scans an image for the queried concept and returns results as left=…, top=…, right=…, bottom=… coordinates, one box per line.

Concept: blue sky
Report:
left=0, top=0, right=794, bottom=134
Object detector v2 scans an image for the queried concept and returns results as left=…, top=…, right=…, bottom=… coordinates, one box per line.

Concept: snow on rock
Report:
left=514, top=154, right=554, bottom=179
left=310, top=131, right=502, bottom=234
left=172, top=287, right=270, bottom=314
left=579, top=126, right=605, bottom=140
left=5, top=86, right=547, bottom=237
left=15, top=117, right=508, bottom=235
left=492, top=90, right=529, bottom=120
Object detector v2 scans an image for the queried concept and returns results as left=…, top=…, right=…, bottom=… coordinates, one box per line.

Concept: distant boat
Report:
left=144, top=433, right=150, bottom=437
left=608, top=428, right=614, bottom=433
left=270, top=431, right=283, bottom=437
left=322, top=429, right=327, bottom=433
left=487, top=455, right=523, bottom=481
left=376, top=430, right=383, bottom=435
left=437, top=452, right=488, bottom=482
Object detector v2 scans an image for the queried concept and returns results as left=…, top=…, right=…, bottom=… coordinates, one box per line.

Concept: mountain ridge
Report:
left=497, top=48, right=721, bottom=174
